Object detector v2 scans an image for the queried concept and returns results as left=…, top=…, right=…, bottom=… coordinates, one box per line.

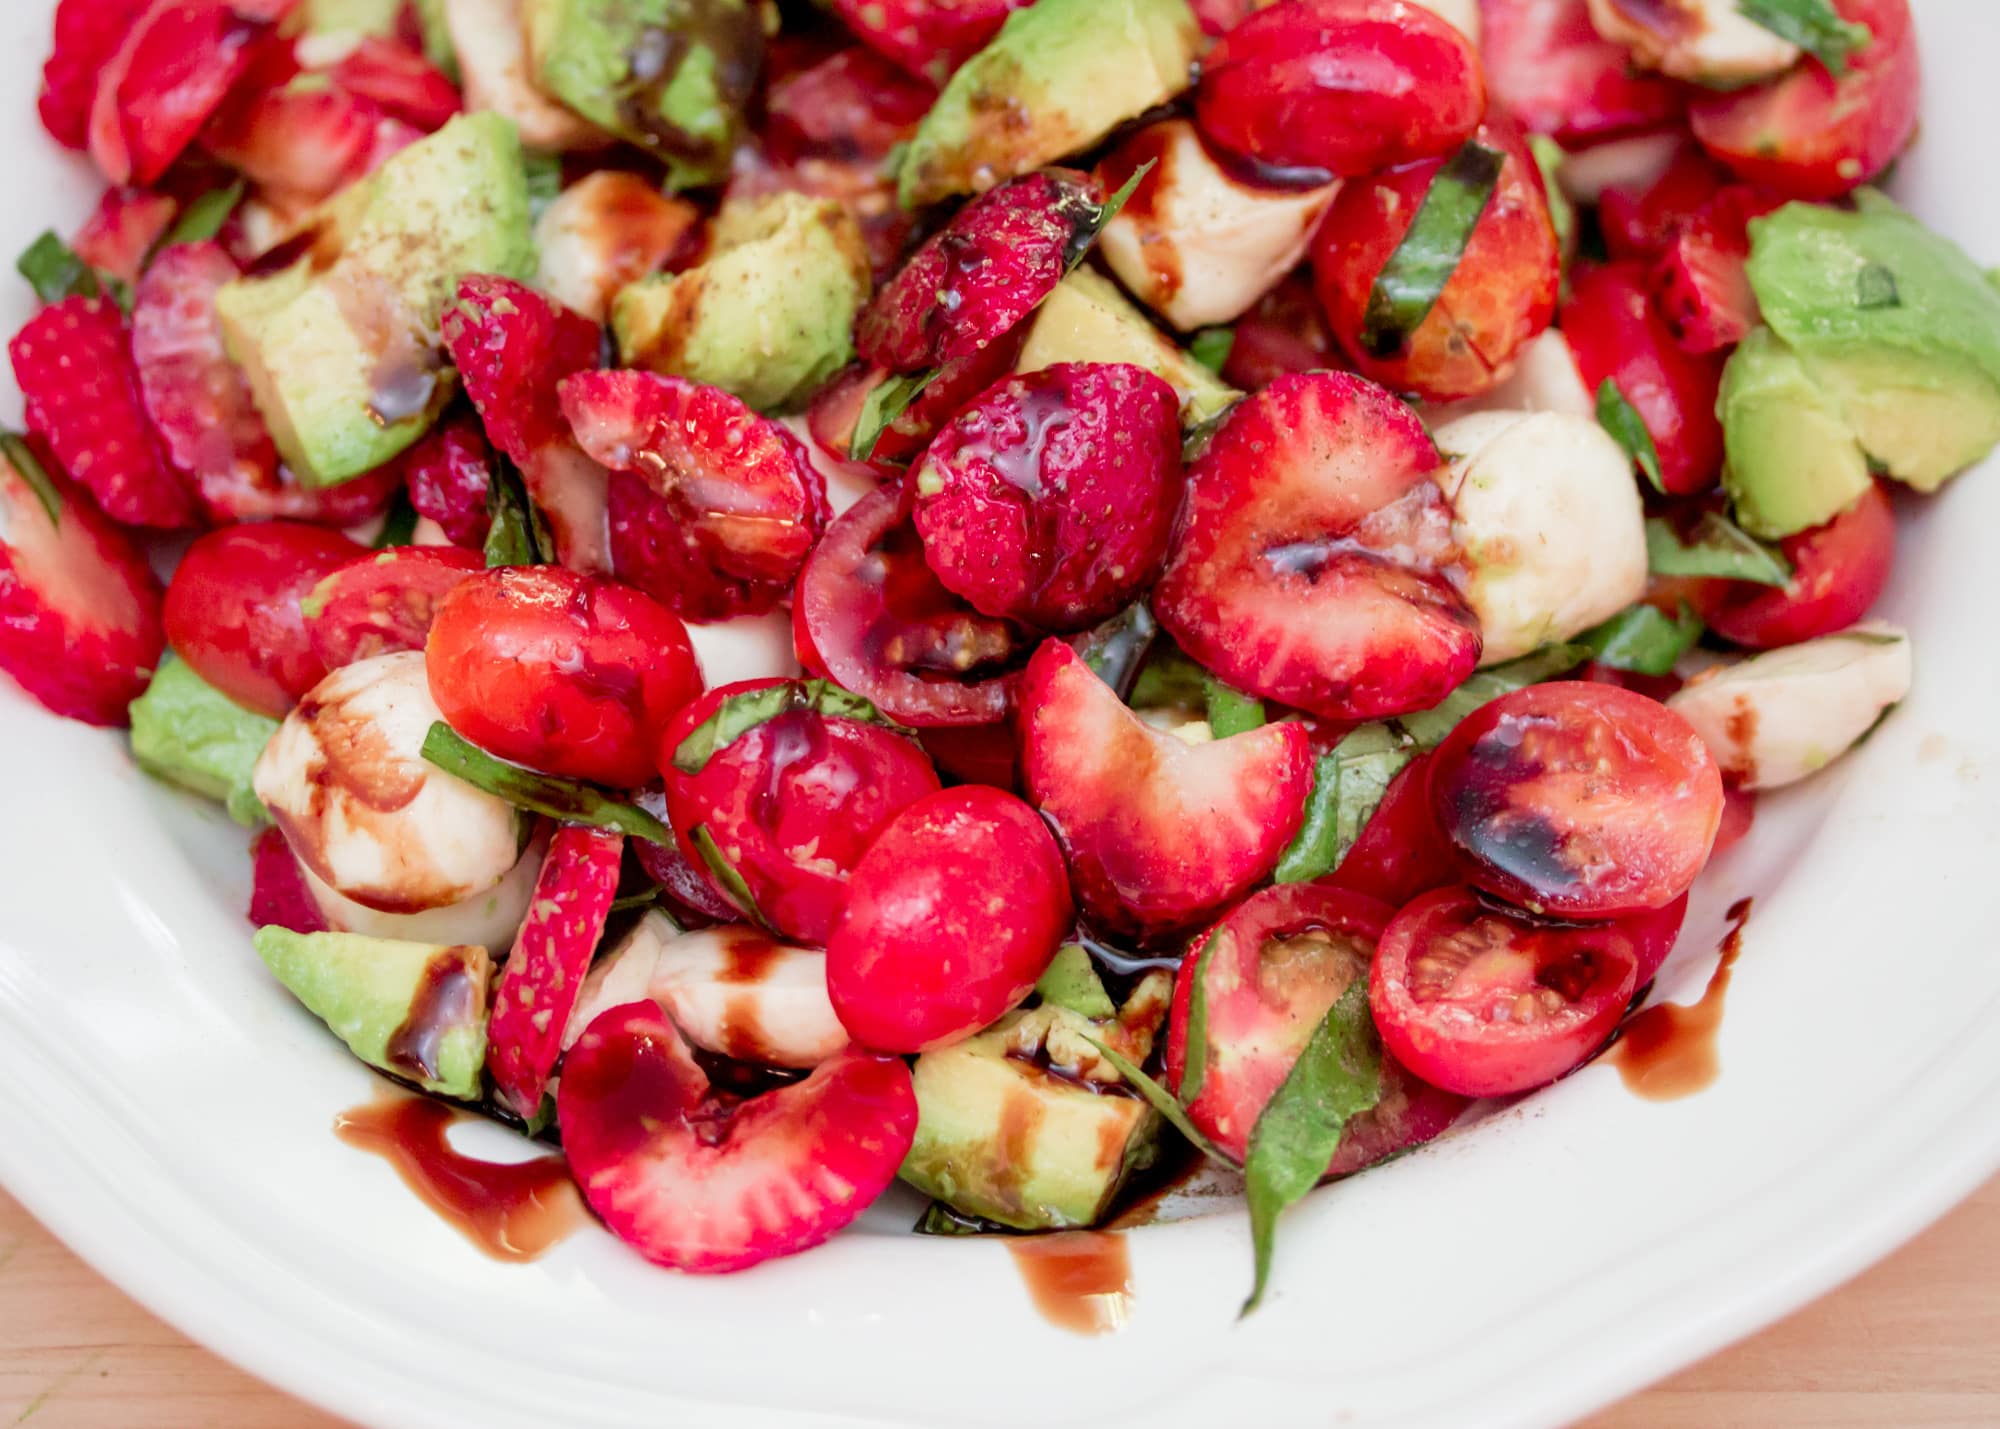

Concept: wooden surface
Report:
left=1, top=1178, right=1995, bottom=1428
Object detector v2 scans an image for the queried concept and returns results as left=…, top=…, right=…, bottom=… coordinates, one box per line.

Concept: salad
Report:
left=2, top=0, right=1990, bottom=1310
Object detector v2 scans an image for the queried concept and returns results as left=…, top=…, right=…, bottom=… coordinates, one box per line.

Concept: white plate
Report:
left=2, top=5, right=1998, bottom=1427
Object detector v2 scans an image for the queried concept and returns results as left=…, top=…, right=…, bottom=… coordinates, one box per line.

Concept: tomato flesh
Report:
left=1690, top=481, right=1895, bottom=650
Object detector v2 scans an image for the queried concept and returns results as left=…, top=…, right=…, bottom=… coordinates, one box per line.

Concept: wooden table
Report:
left=3, top=1179, right=1995, bottom=1427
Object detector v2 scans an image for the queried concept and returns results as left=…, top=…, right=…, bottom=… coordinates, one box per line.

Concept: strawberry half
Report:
left=73, top=187, right=179, bottom=285
left=248, top=825, right=327, bottom=934
left=558, top=1002, right=918, bottom=1274
left=1153, top=372, right=1480, bottom=721
left=826, top=0, right=1029, bottom=86
left=0, top=443, right=166, bottom=726
left=1019, top=638, right=1311, bottom=937
left=303, top=545, right=483, bottom=670
left=563, top=371, right=829, bottom=623
left=398, top=411, right=494, bottom=549
left=1478, top=0, right=1686, bottom=145
left=764, top=47, right=933, bottom=166
left=11, top=296, right=193, bottom=530
left=487, top=825, right=625, bottom=1120
left=200, top=39, right=389, bottom=201
left=38, top=0, right=153, bottom=150
left=329, top=36, right=462, bottom=133
left=1650, top=187, right=1785, bottom=355
left=1599, top=144, right=1730, bottom=260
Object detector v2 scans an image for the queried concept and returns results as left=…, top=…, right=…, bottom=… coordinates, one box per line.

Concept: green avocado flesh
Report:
left=1015, top=268, right=1239, bottom=427
left=1719, top=327, right=1872, bottom=539
left=127, top=656, right=279, bottom=826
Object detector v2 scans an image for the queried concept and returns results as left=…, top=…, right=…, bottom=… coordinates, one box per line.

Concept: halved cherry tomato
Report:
left=1321, top=754, right=1458, bottom=910
left=1689, top=481, right=1896, bottom=650
left=303, top=545, right=483, bottom=672
left=1712, top=785, right=1757, bottom=860
left=1370, top=885, right=1641, bottom=1097
left=1428, top=682, right=1724, bottom=917
left=916, top=719, right=1021, bottom=791
left=1219, top=274, right=1339, bottom=392
left=632, top=789, right=739, bottom=926
left=1599, top=143, right=1732, bottom=260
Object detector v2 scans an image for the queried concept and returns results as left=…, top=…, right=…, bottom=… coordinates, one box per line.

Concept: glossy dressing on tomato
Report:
left=1006, top=1231, right=1133, bottom=1335
left=1609, top=897, right=1751, bottom=1100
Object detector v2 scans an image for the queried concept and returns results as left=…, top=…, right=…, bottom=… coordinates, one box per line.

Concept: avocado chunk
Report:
left=613, top=192, right=869, bottom=411
left=217, top=113, right=534, bottom=486
left=522, top=0, right=763, bottom=190
left=1746, top=195, right=2000, bottom=493
left=300, top=0, right=403, bottom=35
left=253, top=928, right=491, bottom=1099
left=1015, top=268, right=1238, bottom=426
left=1719, top=327, right=1872, bottom=539
left=898, top=0, right=1203, bottom=210
left=127, top=656, right=280, bottom=826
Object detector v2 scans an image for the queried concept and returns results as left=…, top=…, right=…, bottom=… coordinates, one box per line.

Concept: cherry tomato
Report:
left=1689, top=481, right=1895, bottom=650
left=1598, top=143, right=1732, bottom=260
left=1629, top=892, right=1690, bottom=986
left=1689, top=0, right=1919, bottom=200
left=1428, top=682, right=1724, bottom=917
left=163, top=522, right=364, bottom=717
left=303, top=545, right=483, bottom=672
left=424, top=566, right=703, bottom=788
left=1313, top=120, right=1561, bottom=402
left=1561, top=261, right=1726, bottom=496
left=1478, top=0, right=1687, bottom=145
left=1712, top=784, right=1756, bottom=860
left=1322, top=754, right=1458, bottom=910
left=658, top=679, right=943, bottom=946
left=1219, top=274, right=1339, bottom=391
left=632, top=789, right=739, bottom=926
left=826, top=786, right=1072, bottom=1052
left=917, top=720, right=1021, bottom=791
left=1370, top=885, right=1641, bottom=1097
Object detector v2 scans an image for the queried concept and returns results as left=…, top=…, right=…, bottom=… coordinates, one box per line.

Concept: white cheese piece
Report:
left=442, top=0, right=609, bottom=152
left=1424, top=329, right=1596, bottom=424
left=562, top=908, right=678, bottom=1051
left=649, top=926, right=849, bottom=1068
left=1586, top=0, right=1800, bottom=85
left=535, top=171, right=698, bottom=324
left=1555, top=129, right=1684, bottom=204
left=304, top=829, right=546, bottom=956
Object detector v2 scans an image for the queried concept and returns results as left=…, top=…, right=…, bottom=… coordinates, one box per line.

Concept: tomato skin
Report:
left=1561, top=261, right=1726, bottom=496
left=1689, top=482, right=1895, bottom=650
left=916, top=720, right=1021, bottom=792
left=1689, top=0, right=1919, bottom=200
left=1711, top=785, right=1756, bottom=860
left=304, top=545, right=483, bottom=672
left=826, top=786, right=1072, bottom=1053
left=424, top=566, right=703, bottom=789
left=1370, top=886, right=1640, bottom=1097
left=1320, top=754, right=1458, bottom=910
left=658, top=679, right=943, bottom=947
left=1429, top=682, right=1724, bottom=917
left=1628, top=892, right=1690, bottom=986
left=164, top=522, right=364, bottom=718
left=1313, top=121, right=1560, bottom=402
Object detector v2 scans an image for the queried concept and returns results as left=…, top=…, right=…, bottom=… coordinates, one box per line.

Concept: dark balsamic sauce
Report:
left=1006, top=1232, right=1134, bottom=1335
left=1609, top=897, right=1752, bottom=1100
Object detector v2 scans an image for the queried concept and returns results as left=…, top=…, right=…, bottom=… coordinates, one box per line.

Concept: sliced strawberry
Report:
left=1020, top=638, right=1311, bottom=938
left=442, top=276, right=603, bottom=466
left=911, top=362, right=1183, bottom=632
left=329, top=36, right=462, bottom=133
left=248, top=824, right=326, bottom=934
left=0, top=443, right=165, bottom=726
left=1650, top=187, right=1785, bottom=354
left=72, top=187, right=179, bottom=285
left=826, top=0, right=1030, bottom=86
left=1479, top=0, right=1687, bottom=145
left=201, top=43, right=387, bottom=200
left=1599, top=143, right=1731, bottom=260
left=563, top=371, right=829, bottom=623
left=38, top=0, right=153, bottom=150
left=1153, top=372, right=1479, bottom=721
left=398, top=411, right=494, bottom=549
left=558, top=1002, right=917, bottom=1273
left=303, top=545, right=483, bottom=671
left=488, top=825, right=624, bottom=1119
left=11, top=296, right=193, bottom=529
left=1219, top=273, right=1338, bottom=392
left=765, top=46, right=932, bottom=165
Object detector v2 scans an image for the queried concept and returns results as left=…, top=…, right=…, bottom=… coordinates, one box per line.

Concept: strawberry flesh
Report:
left=398, top=411, right=494, bottom=549
left=442, top=276, right=604, bottom=466
left=826, top=0, right=1030, bottom=86
left=329, top=36, right=462, bottom=133
left=1479, top=0, right=1687, bottom=144
left=200, top=39, right=389, bottom=201
left=1649, top=187, right=1785, bottom=355
left=764, top=47, right=933, bottom=165
left=248, top=824, right=327, bottom=934
left=38, top=0, right=153, bottom=150
left=73, top=187, right=179, bottom=284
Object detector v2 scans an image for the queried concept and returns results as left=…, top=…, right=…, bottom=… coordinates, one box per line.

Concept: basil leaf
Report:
left=914, top=1201, right=1004, bottom=1236
left=1082, top=1035, right=1239, bottom=1170
left=1035, top=944, right=1117, bottom=1020
left=1394, top=644, right=1593, bottom=749
left=671, top=679, right=901, bottom=775
left=1856, top=261, right=1901, bottom=310
left=523, top=152, right=564, bottom=221
left=371, top=492, right=418, bottom=550
left=1273, top=724, right=1415, bottom=884
left=1579, top=602, right=1704, bottom=676
left=160, top=181, right=246, bottom=249
left=1528, top=135, right=1576, bottom=260
left=17, top=231, right=105, bottom=305
left=1189, top=328, right=1235, bottom=375
left=0, top=432, right=63, bottom=528
left=1203, top=676, right=1265, bottom=738
left=483, top=457, right=549, bottom=567
left=1177, top=931, right=1222, bottom=1106
left=1062, top=160, right=1153, bottom=272
left=421, top=722, right=671, bottom=842
left=609, top=884, right=663, bottom=914
left=1241, top=980, right=1382, bottom=1315
left=1645, top=512, right=1793, bottom=586
left=1128, top=644, right=1207, bottom=712
left=1360, top=141, right=1504, bottom=358
left=1074, top=603, right=1158, bottom=700
left=1737, top=0, right=1871, bottom=75
left=851, top=369, right=936, bottom=463
left=1595, top=379, right=1665, bottom=493
left=691, top=825, right=774, bottom=930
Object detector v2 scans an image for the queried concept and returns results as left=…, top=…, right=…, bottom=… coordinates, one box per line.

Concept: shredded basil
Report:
left=1579, top=602, right=1704, bottom=676
left=1202, top=676, right=1266, bottom=738
left=483, top=457, right=549, bottom=567
left=1061, top=160, right=1153, bottom=272
left=371, top=493, right=419, bottom=550
left=1360, top=141, right=1505, bottom=358
left=1856, top=262, right=1901, bottom=310
left=160, top=181, right=246, bottom=249
left=1075, top=603, right=1158, bottom=700
left=1596, top=379, right=1666, bottom=493
left=1082, top=1036, right=1238, bottom=1169
left=1737, top=0, right=1872, bottom=75
left=850, top=369, right=935, bottom=463
left=1177, top=931, right=1223, bottom=1106
left=1645, top=512, right=1793, bottom=586
left=420, top=722, right=670, bottom=842
left=671, top=679, right=900, bottom=776
left=1273, top=724, right=1416, bottom=884
left=1394, top=644, right=1593, bottom=750
left=16, top=231, right=124, bottom=309
left=1189, top=328, right=1235, bottom=375
left=691, top=825, right=774, bottom=930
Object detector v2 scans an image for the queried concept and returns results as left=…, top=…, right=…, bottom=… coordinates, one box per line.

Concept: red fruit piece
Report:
left=424, top=565, right=704, bottom=789
left=10, top=296, right=193, bottom=530
left=911, top=363, right=1183, bottom=632
left=398, top=411, right=494, bottom=549
left=330, top=36, right=462, bottom=132
left=1190, top=0, right=1260, bottom=36
left=659, top=679, right=942, bottom=946
left=560, top=1003, right=916, bottom=1272
left=865, top=341, right=1025, bottom=468
left=248, top=824, right=327, bottom=934
left=38, top=0, right=152, bottom=150
left=1219, top=274, right=1337, bottom=392
left=200, top=39, right=389, bottom=201
left=72, top=187, right=179, bottom=284
left=487, top=825, right=624, bottom=1118
left=0, top=445, right=165, bottom=726
left=562, top=371, right=829, bottom=623
left=826, top=785, right=1072, bottom=1052
left=1019, top=639, right=1311, bottom=938
left=632, top=789, right=739, bottom=926
left=1153, top=372, right=1480, bottom=721
left=1195, top=0, right=1484, bottom=180
left=1650, top=187, right=1785, bottom=354
left=1478, top=0, right=1687, bottom=145
left=443, top=276, right=603, bottom=465
left=765, top=46, right=934, bottom=165
left=857, top=169, right=1104, bottom=375
left=165, top=522, right=362, bottom=717
left=826, top=0, right=1030, bottom=85
left=1599, top=143, right=1730, bottom=260
left=303, top=545, right=483, bottom=671
left=1321, top=753, right=1457, bottom=910
left=793, top=486, right=1034, bottom=728
left=1689, top=480, right=1896, bottom=650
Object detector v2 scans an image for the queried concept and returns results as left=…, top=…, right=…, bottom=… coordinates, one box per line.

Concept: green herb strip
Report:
left=850, top=369, right=936, bottom=463
left=1645, top=512, right=1794, bottom=587
left=0, top=432, right=63, bottom=528
left=1241, top=980, right=1382, bottom=1314
left=1394, top=644, right=1593, bottom=750
left=372, top=493, right=419, bottom=550
left=1035, top=944, right=1117, bottom=1020
left=1189, top=328, right=1235, bottom=374
left=913, top=1201, right=1002, bottom=1236
left=1202, top=676, right=1266, bottom=738
left=1062, top=161, right=1153, bottom=272
left=1737, top=0, right=1872, bottom=75
left=483, top=457, right=549, bottom=567
left=1083, top=1036, right=1238, bottom=1169
left=1579, top=602, right=1704, bottom=677
left=16, top=231, right=117, bottom=307
left=1856, top=261, right=1901, bottom=310
left=1178, top=931, right=1223, bottom=1107
left=1596, top=379, right=1666, bottom=493
left=691, top=825, right=774, bottom=930
left=1273, top=726, right=1416, bottom=884
left=671, top=679, right=900, bottom=776
left=421, top=722, right=671, bottom=843
left=161, top=181, right=246, bottom=249
left=1360, top=141, right=1505, bottom=358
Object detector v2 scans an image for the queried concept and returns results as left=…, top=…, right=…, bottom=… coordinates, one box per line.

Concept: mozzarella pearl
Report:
left=1425, top=329, right=1595, bottom=425
left=304, top=829, right=547, bottom=957
left=442, top=0, right=609, bottom=152
left=1586, top=0, right=1800, bottom=84
left=535, top=170, right=699, bottom=324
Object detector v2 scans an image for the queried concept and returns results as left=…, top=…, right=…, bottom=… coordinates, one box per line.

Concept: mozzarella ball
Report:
left=443, top=0, right=609, bottom=152
left=1425, top=328, right=1595, bottom=425
left=304, top=830, right=546, bottom=957
left=535, top=171, right=700, bottom=324
left=1667, top=626, right=1912, bottom=790
left=1554, top=130, right=1684, bottom=204
left=1096, top=118, right=1339, bottom=331
left=1586, top=0, right=1800, bottom=85
left=563, top=908, right=677, bottom=1052
left=254, top=651, right=526, bottom=915
left=1433, top=411, right=1649, bottom=665
left=647, top=926, right=849, bottom=1069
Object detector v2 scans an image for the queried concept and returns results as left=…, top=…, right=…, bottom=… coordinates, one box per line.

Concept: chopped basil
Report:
left=1528, top=135, right=1576, bottom=259
left=522, top=152, right=564, bottom=221
left=1394, top=644, right=1593, bottom=749
left=371, top=492, right=419, bottom=550
left=850, top=369, right=936, bottom=463
left=160, top=181, right=246, bottom=249
left=1128, top=644, right=1208, bottom=713
left=1062, top=160, right=1153, bottom=272
left=1595, top=379, right=1666, bottom=493
left=420, top=722, right=671, bottom=842
left=1360, top=141, right=1505, bottom=358
left=0, top=432, right=62, bottom=528
left=1035, top=944, right=1117, bottom=1020
left=670, top=678, right=900, bottom=775
left=1189, top=328, right=1235, bottom=375
left=691, top=825, right=773, bottom=930
left=1856, top=262, right=1901, bottom=310
left=1082, top=1035, right=1238, bottom=1169
left=1181, top=402, right=1237, bottom=463
left=1737, top=0, right=1871, bottom=75
left=1177, top=931, right=1222, bottom=1105
left=16, top=230, right=123, bottom=308
left=1579, top=602, right=1704, bottom=676
left=609, top=884, right=663, bottom=914
left=1241, top=980, right=1382, bottom=1314
left=1645, top=512, right=1794, bottom=586
left=1074, top=603, right=1158, bottom=700
left=1273, top=724, right=1416, bottom=884
left=1202, top=676, right=1265, bottom=738
left=483, top=457, right=549, bottom=567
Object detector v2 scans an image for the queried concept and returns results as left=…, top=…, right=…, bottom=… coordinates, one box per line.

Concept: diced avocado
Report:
left=523, top=0, right=763, bottom=190
left=898, top=0, right=1203, bottom=210
left=1746, top=195, right=2000, bottom=492
left=1719, top=327, right=1872, bottom=539
left=408, top=0, right=458, bottom=79
left=217, top=113, right=534, bottom=486
left=1015, top=268, right=1238, bottom=426
left=1034, top=944, right=1117, bottom=1020
left=613, top=192, right=869, bottom=412
left=300, top=0, right=401, bottom=34
left=127, top=655, right=279, bottom=826
left=253, top=928, right=491, bottom=1099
